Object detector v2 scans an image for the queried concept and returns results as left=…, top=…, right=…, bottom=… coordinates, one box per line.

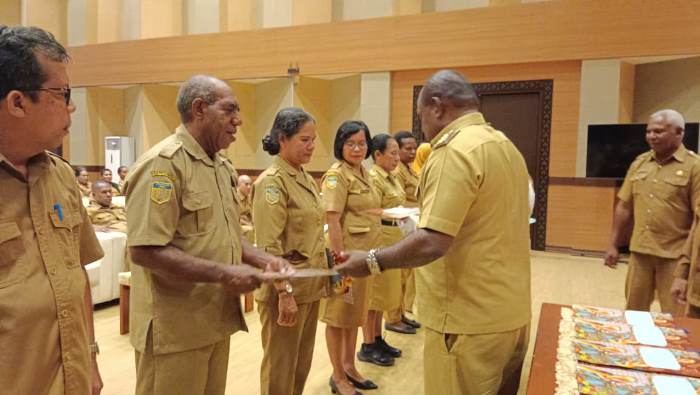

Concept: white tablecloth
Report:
left=86, top=231, right=127, bottom=304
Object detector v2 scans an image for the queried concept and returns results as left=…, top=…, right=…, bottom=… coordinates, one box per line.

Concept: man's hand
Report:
left=221, top=264, right=263, bottom=294
left=335, top=251, right=371, bottom=277
left=263, top=257, right=295, bottom=277
left=91, top=357, right=103, bottom=395
left=604, top=246, right=620, bottom=268
left=277, top=293, right=298, bottom=327
left=671, top=278, right=689, bottom=305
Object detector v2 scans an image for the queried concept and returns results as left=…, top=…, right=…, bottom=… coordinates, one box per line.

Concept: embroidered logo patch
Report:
left=325, top=175, right=338, bottom=190
left=150, top=182, right=173, bottom=204
left=265, top=185, right=280, bottom=205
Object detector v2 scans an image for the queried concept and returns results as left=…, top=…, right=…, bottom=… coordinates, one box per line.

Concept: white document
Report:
left=632, top=325, right=668, bottom=347
left=639, top=347, right=681, bottom=370
left=382, top=206, right=419, bottom=219
left=652, top=375, right=696, bottom=395
left=625, top=310, right=655, bottom=327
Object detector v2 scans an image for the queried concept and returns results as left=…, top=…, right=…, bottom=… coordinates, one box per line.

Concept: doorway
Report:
left=412, top=80, right=553, bottom=250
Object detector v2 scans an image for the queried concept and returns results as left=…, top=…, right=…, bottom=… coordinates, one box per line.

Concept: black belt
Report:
left=381, top=219, right=399, bottom=227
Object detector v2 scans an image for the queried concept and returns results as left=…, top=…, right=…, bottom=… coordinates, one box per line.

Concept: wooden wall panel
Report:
left=390, top=60, right=581, bottom=177
left=546, top=183, right=617, bottom=251
left=68, top=0, right=700, bottom=87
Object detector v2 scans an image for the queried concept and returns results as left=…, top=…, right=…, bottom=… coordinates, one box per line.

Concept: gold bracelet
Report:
left=366, top=249, right=382, bottom=275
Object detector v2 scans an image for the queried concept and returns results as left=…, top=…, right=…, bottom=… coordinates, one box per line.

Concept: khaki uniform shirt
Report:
left=78, top=181, right=91, bottom=198
left=393, top=162, right=418, bottom=208
left=371, top=165, right=406, bottom=211
left=618, top=147, right=700, bottom=259
left=677, top=217, right=700, bottom=306
left=124, top=125, right=246, bottom=355
left=86, top=200, right=127, bottom=232
left=323, top=161, right=382, bottom=250
left=416, top=112, right=531, bottom=334
left=252, top=156, right=326, bottom=304
left=0, top=151, right=103, bottom=394
left=239, top=192, right=255, bottom=242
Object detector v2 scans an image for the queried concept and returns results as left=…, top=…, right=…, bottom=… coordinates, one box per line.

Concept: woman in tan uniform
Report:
left=322, top=120, right=382, bottom=395
left=75, top=166, right=91, bottom=197
left=361, top=134, right=407, bottom=362
left=253, top=108, right=327, bottom=395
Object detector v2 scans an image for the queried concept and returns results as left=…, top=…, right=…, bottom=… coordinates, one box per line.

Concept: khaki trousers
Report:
left=385, top=268, right=417, bottom=323
left=625, top=252, right=679, bottom=314
left=423, top=325, right=529, bottom=395
left=134, top=331, right=230, bottom=395
left=259, top=298, right=320, bottom=395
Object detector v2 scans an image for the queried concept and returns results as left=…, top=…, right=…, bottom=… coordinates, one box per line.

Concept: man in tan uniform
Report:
left=337, top=70, right=532, bottom=395
left=385, top=130, right=421, bottom=333
left=0, top=25, right=104, bottom=394
left=238, top=174, right=255, bottom=242
left=86, top=180, right=127, bottom=233
left=605, top=109, right=700, bottom=314
left=124, top=75, right=293, bottom=395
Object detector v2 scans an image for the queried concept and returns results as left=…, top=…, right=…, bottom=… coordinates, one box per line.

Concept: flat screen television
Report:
left=586, top=123, right=699, bottom=179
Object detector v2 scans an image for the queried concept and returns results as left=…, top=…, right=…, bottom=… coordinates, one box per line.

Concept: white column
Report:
left=576, top=59, right=624, bottom=176
left=360, top=72, right=391, bottom=134
left=184, top=0, right=220, bottom=34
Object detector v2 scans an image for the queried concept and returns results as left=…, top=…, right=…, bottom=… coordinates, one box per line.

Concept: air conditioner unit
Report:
left=104, top=136, right=134, bottom=183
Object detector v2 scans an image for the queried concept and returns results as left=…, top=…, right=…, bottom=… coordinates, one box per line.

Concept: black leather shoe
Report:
left=330, top=376, right=362, bottom=394
left=402, top=316, right=422, bottom=329
left=375, top=336, right=401, bottom=358
left=385, top=321, right=417, bottom=335
left=346, top=374, right=378, bottom=390
left=357, top=343, right=394, bottom=366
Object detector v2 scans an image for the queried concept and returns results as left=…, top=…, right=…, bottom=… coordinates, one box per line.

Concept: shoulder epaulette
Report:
left=158, top=141, right=183, bottom=158
left=46, top=150, right=70, bottom=165
left=432, top=129, right=460, bottom=150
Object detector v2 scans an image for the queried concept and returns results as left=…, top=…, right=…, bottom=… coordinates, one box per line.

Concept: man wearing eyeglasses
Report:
left=0, top=26, right=104, bottom=395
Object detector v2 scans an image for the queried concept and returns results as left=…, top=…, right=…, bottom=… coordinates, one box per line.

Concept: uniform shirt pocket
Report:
left=181, top=190, right=214, bottom=236
left=631, top=170, right=649, bottom=195
left=0, top=222, right=27, bottom=288
left=661, top=173, right=690, bottom=198
left=49, top=209, right=82, bottom=268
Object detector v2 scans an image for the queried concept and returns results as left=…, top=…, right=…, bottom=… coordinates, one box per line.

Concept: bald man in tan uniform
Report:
left=337, top=70, right=531, bottom=395
left=86, top=180, right=127, bottom=233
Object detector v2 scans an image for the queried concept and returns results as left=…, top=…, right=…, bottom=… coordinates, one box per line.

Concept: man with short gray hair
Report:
left=606, top=109, right=700, bottom=315
left=124, top=74, right=293, bottom=395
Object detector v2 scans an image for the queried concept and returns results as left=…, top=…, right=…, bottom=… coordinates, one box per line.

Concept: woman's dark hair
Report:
left=74, top=166, right=87, bottom=178
left=370, top=133, right=395, bottom=161
left=262, top=107, right=315, bottom=155
left=102, top=168, right=112, bottom=176
left=333, top=120, right=372, bottom=160
left=393, top=131, right=416, bottom=148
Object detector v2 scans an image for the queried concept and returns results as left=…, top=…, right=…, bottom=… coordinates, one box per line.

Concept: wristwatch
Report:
left=366, top=249, right=383, bottom=275
left=277, top=282, right=293, bottom=295
left=89, top=341, right=100, bottom=355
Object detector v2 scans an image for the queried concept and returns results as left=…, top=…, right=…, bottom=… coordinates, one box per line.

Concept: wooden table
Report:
left=526, top=303, right=700, bottom=394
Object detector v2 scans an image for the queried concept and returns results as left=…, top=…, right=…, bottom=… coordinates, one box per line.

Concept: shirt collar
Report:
left=176, top=125, right=216, bottom=166
left=372, top=164, right=391, bottom=180
left=429, top=111, right=487, bottom=146
left=647, top=145, right=688, bottom=164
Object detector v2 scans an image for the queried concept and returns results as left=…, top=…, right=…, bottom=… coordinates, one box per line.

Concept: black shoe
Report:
left=345, top=374, right=378, bottom=390
left=375, top=336, right=401, bottom=358
left=330, top=376, right=362, bottom=394
left=402, top=316, right=422, bottom=329
left=385, top=321, right=417, bottom=335
left=357, top=343, right=394, bottom=366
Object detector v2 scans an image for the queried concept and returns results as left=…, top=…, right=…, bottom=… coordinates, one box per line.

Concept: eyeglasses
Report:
left=25, top=87, right=71, bottom=105
left=344, top=141, right=368, bottom=150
